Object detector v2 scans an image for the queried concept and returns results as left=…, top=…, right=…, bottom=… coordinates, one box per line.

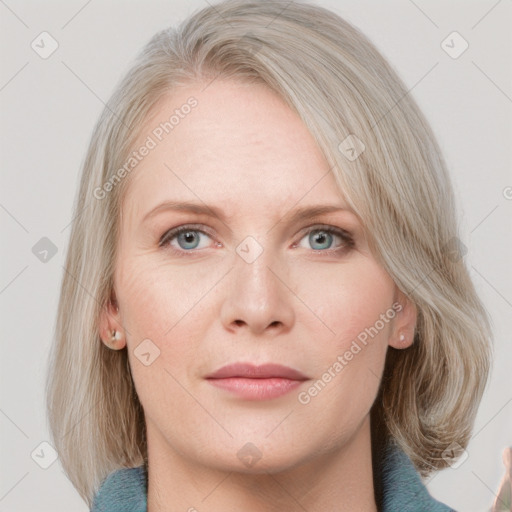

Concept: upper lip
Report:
left=206, top=363, right=309, bottom=380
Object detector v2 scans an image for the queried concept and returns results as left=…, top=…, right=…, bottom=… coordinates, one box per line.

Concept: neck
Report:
left=146, top=415, right=377, bottom=512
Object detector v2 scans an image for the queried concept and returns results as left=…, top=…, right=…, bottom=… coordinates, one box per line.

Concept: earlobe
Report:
left=391, top=328, right=414, bottom=349
left=98, top=296, right=126, bottom=350
left=389, top=290, right=417, bottom=350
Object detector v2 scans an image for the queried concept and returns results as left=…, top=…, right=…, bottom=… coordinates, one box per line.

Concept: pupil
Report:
left=312, top=230, right=330, bottom=249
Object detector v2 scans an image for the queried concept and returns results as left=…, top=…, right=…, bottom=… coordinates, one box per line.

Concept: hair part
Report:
left=45, top=0, right=493, bottom=506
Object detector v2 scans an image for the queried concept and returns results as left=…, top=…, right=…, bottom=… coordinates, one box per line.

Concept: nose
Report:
left=220, top=246, right=295, bottom=337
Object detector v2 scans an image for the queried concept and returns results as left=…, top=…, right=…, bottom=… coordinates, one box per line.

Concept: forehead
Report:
left=121, top=79, right=348, bottom=223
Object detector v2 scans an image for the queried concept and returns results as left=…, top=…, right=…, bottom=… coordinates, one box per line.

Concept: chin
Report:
left=191, top=436, right=314, bottom=476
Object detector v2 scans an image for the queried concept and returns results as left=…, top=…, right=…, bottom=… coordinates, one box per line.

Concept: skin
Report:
left=99, top=79, right=417, bottom=512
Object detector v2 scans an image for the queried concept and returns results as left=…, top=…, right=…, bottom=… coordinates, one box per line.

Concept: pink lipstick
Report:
left=205, top=363, right=309, bottom=401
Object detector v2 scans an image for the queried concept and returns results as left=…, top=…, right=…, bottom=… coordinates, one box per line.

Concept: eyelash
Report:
left=159, top=223, right=354, bottom=258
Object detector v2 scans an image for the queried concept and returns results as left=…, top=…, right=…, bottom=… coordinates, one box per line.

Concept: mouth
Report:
left=205, top=363, right=310, bottom=401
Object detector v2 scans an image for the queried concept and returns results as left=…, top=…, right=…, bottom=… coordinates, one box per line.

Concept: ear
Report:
left=388, top=286, right=417, bottom=349
left=98, top=290, right=126, bottom=350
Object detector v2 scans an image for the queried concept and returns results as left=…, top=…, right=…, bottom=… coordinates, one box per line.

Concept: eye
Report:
left=159, top=224, right=215, bottom=253
left=159, top=223, right=354, bottom=256
left=294, top=225, right=354, bottom=254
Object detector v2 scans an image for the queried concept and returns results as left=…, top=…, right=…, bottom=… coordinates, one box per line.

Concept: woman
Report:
left=45, top=0, right=493, bottom=510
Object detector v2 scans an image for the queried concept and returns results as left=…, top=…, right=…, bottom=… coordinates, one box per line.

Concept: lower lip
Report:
left=206, top=377, right=304, bottom=400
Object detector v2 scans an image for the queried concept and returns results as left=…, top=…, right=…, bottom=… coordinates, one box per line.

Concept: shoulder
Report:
left=91, top=465, right=147, bottom=512
left=381, top=440, right=457, bottom=512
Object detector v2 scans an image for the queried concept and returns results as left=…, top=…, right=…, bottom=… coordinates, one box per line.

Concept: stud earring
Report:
left=105, top=329, right=123, bottom=350
left=105, top=329, right=122, bottom=348
left=102, top=328, right=123, bottom=349
left=399, top=331, right=406, bottom=344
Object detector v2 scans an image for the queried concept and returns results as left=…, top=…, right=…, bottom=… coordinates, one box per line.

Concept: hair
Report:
left=45, top=0, right=493, bottom=507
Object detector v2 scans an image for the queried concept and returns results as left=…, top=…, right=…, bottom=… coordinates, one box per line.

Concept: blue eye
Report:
left=159, top=225, right=212, bottom=251
left=159, top=223, right=354, bottom=256
left=298, top=228, right=346, bottom=251
left=295, top=225, right=354, bottom=253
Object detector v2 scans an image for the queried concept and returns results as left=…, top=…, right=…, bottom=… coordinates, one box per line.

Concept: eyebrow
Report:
left=141, top=200, right=355, bottom=228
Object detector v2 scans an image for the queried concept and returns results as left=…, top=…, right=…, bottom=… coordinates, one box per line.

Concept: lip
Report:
left=205, top=363, right=309, bottom=401
left=206, top=363, right=309, bottom=380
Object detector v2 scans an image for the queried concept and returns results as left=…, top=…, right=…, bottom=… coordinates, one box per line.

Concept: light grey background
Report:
left=1, top=0, right=511, bottom=510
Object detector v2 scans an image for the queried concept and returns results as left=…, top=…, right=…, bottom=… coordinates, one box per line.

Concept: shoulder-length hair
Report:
left=45, top=0, right=493, bottom=506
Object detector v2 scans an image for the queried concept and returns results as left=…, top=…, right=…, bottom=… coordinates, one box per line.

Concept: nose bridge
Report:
left=235, top=235, right=282, bottom=304
left=220, top=234, right=295, bottom=333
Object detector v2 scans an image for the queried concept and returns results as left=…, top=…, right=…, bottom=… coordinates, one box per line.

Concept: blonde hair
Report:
left=45, top=0, right=493, bottom=506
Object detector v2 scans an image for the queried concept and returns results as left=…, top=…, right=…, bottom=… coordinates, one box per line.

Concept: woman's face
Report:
left=102, top=79, right=415, bottom=474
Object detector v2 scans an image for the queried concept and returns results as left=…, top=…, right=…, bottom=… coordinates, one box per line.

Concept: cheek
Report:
left=115, top=256, right=218, bottom=360
left=293, top=256, right=396, bottom=349
left=293, top=258, right=394, bottom=421
left=115, top=259, right=198, bottom=404
left=117, top=254, right=199, bottom=329
left=118, top=265, right=172, bottom=339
